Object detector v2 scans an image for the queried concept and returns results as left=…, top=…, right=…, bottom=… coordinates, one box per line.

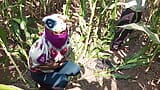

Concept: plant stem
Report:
left=65, top=0, right=71, bottom=16
left=0, top=38, right=26, bottom=83
left=145, top=44, right=160, bottom=72
left=78, top=0, right=97, bottom=61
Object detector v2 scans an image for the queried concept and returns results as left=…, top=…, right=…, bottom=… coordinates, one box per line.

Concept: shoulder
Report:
left=29, top=37, right=47, bottom=64
left=29, top=38, right=44, bottom=56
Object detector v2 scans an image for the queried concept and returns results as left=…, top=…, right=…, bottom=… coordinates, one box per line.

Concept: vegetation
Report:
left=0, top=0, right=160, bottom=89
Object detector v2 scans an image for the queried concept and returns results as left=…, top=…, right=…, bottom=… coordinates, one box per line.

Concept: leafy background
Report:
left=0, top=0, right=160, bottom=89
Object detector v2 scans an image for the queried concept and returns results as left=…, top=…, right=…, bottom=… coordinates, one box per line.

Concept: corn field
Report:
left=0, top=0, right=160, bottom=89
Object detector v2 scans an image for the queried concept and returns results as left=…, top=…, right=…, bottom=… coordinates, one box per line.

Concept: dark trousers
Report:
left=110, top=8, right=142, bottom=51
left=31, top=61, right=80, bottom=89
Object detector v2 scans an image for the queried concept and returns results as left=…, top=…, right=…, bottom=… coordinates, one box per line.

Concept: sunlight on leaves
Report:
left=118, top=23, right=160, bottom=44
left=0, top=84, right=23, bottom=90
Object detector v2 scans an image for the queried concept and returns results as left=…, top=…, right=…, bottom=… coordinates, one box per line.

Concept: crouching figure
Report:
left=28, top=14, right=80, bottom=90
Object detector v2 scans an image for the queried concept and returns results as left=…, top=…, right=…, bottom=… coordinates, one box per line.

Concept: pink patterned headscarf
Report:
left=45, top=28, right=68, bottom=49
left=42, top=14, right=68, bottom=49
left=28, top=14, right=70, bottom=72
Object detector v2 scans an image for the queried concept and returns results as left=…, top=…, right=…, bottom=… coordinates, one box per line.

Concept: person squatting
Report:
left=28, top=14, right=80, bottom=90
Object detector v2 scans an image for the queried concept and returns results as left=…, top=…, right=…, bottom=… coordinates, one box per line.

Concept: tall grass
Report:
left=0, top=0, right=160, bottom=86
left=70, top=0, right=116, bottom=62
left=68, top=0, right=160, bottom=78
left=0, top=0, right=68, bottom=85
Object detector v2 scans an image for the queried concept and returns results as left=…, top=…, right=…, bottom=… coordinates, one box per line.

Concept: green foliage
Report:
left=0, top=0, right=39, bottom=84
left=80, top=0, right=87, bottom=17
left=118, top=23, right=160, bottom=44
left=0, top=27, right=7, bottom=45
left=0, top=0, right=160, bottom=87
left=96, top=72, right=131, bottom=79
left=68, top=0, right=160, bottom=79
left=70, top=0, right=116, bottom=61
left=64, top=0, right=71, bottom=16
left=0, top=84, right=23, bottom=90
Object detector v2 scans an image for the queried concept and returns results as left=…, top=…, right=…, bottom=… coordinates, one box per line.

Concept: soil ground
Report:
left=66, top=61, right=160, bottom=90
left=0, top=58, right=160, bottom=90
left=65, top=31, right=160, bottom=90
left=0, top=31, right=160, bottom=90
left=0, top=1, right=159, bottom=89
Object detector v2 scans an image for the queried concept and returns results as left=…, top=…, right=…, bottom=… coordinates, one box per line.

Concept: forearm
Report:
left=36, top=65, right=55, bottom=70
left=36, top=62, right=64, bottom=70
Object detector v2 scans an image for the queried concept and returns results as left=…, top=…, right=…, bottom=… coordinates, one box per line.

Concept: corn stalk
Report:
left=0, top=38, right=26, bottom=83
left=78, top=0, right=98, bottom=61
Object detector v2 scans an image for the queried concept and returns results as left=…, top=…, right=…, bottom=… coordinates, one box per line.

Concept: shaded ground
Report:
left=65, top=31, right=160, bottom=90
left=65, top=60, right=160, bottom=90
left=0, top=31, right=160, bottom=90
left=0, top=1, right=160, bottom=89
left=0, top=57, right=160, bottom=90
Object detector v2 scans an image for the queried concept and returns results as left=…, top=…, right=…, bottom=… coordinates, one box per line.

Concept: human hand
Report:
left=46, top=60, right=64, bottom=69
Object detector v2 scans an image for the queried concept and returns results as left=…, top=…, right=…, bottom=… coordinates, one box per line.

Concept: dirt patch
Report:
left=66, top=59, right=160, bottom=90
left=66, top=31, right=160, bottom=90
left=117, top=61, right=160, bottom=90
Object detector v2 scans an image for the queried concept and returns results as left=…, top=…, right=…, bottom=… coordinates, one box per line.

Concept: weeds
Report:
left=0, top=0, right=160, bottom=88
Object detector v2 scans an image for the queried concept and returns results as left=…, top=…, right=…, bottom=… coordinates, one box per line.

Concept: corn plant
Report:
left=67, top=0, right=116, bottom=62
left=65, top=0, right=160, bottom=79
left=0, top=0, right=67, bottom=85
left=0, top=0, right=49, bottom=84
left=95, top=1, right=160, bottom=78
left=0, top=0, right=159, bottom=86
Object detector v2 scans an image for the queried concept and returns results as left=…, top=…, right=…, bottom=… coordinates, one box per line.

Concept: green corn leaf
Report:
left=109, top=59, right=148, bottom=72
left=11, top=20, right=22, bottom=42
left=20, top=20, right=26, bottom=30
left=0, top=84, right=23, bottom=90
left=118, top=59, right=148, bottom=70
left=111, top=73, right=130, bottom=79
left=117, top=63, right=138, bottom=70
left=0, top=27, right=7, bottom=45
left=0, top=55, right=8, bottom=64
left=96, top=72, right=130, bottom=79
left=13, top=18, right=21, bottom=24
left=125, top=58, right=147, bottom=65
left=125, top=45, right=149, bottom=61
left=111, top=0, right=118, bottom=19
left=80, top=0, right=87, bottom=17
left=101, top=0, right=106, bottom=8
left=118, top=23, right=160, bottom=44
left=64, top=0, right=71, bottom=16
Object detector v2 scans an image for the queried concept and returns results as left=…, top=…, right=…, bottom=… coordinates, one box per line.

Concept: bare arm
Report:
left=37, top=61, right=64, bottom=70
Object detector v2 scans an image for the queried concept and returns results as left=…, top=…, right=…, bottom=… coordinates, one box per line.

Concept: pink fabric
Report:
left=45, top=28, right=68, bottom=49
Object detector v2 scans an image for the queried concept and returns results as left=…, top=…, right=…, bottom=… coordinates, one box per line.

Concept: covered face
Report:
left=42, top=14, right=69, bottom=49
